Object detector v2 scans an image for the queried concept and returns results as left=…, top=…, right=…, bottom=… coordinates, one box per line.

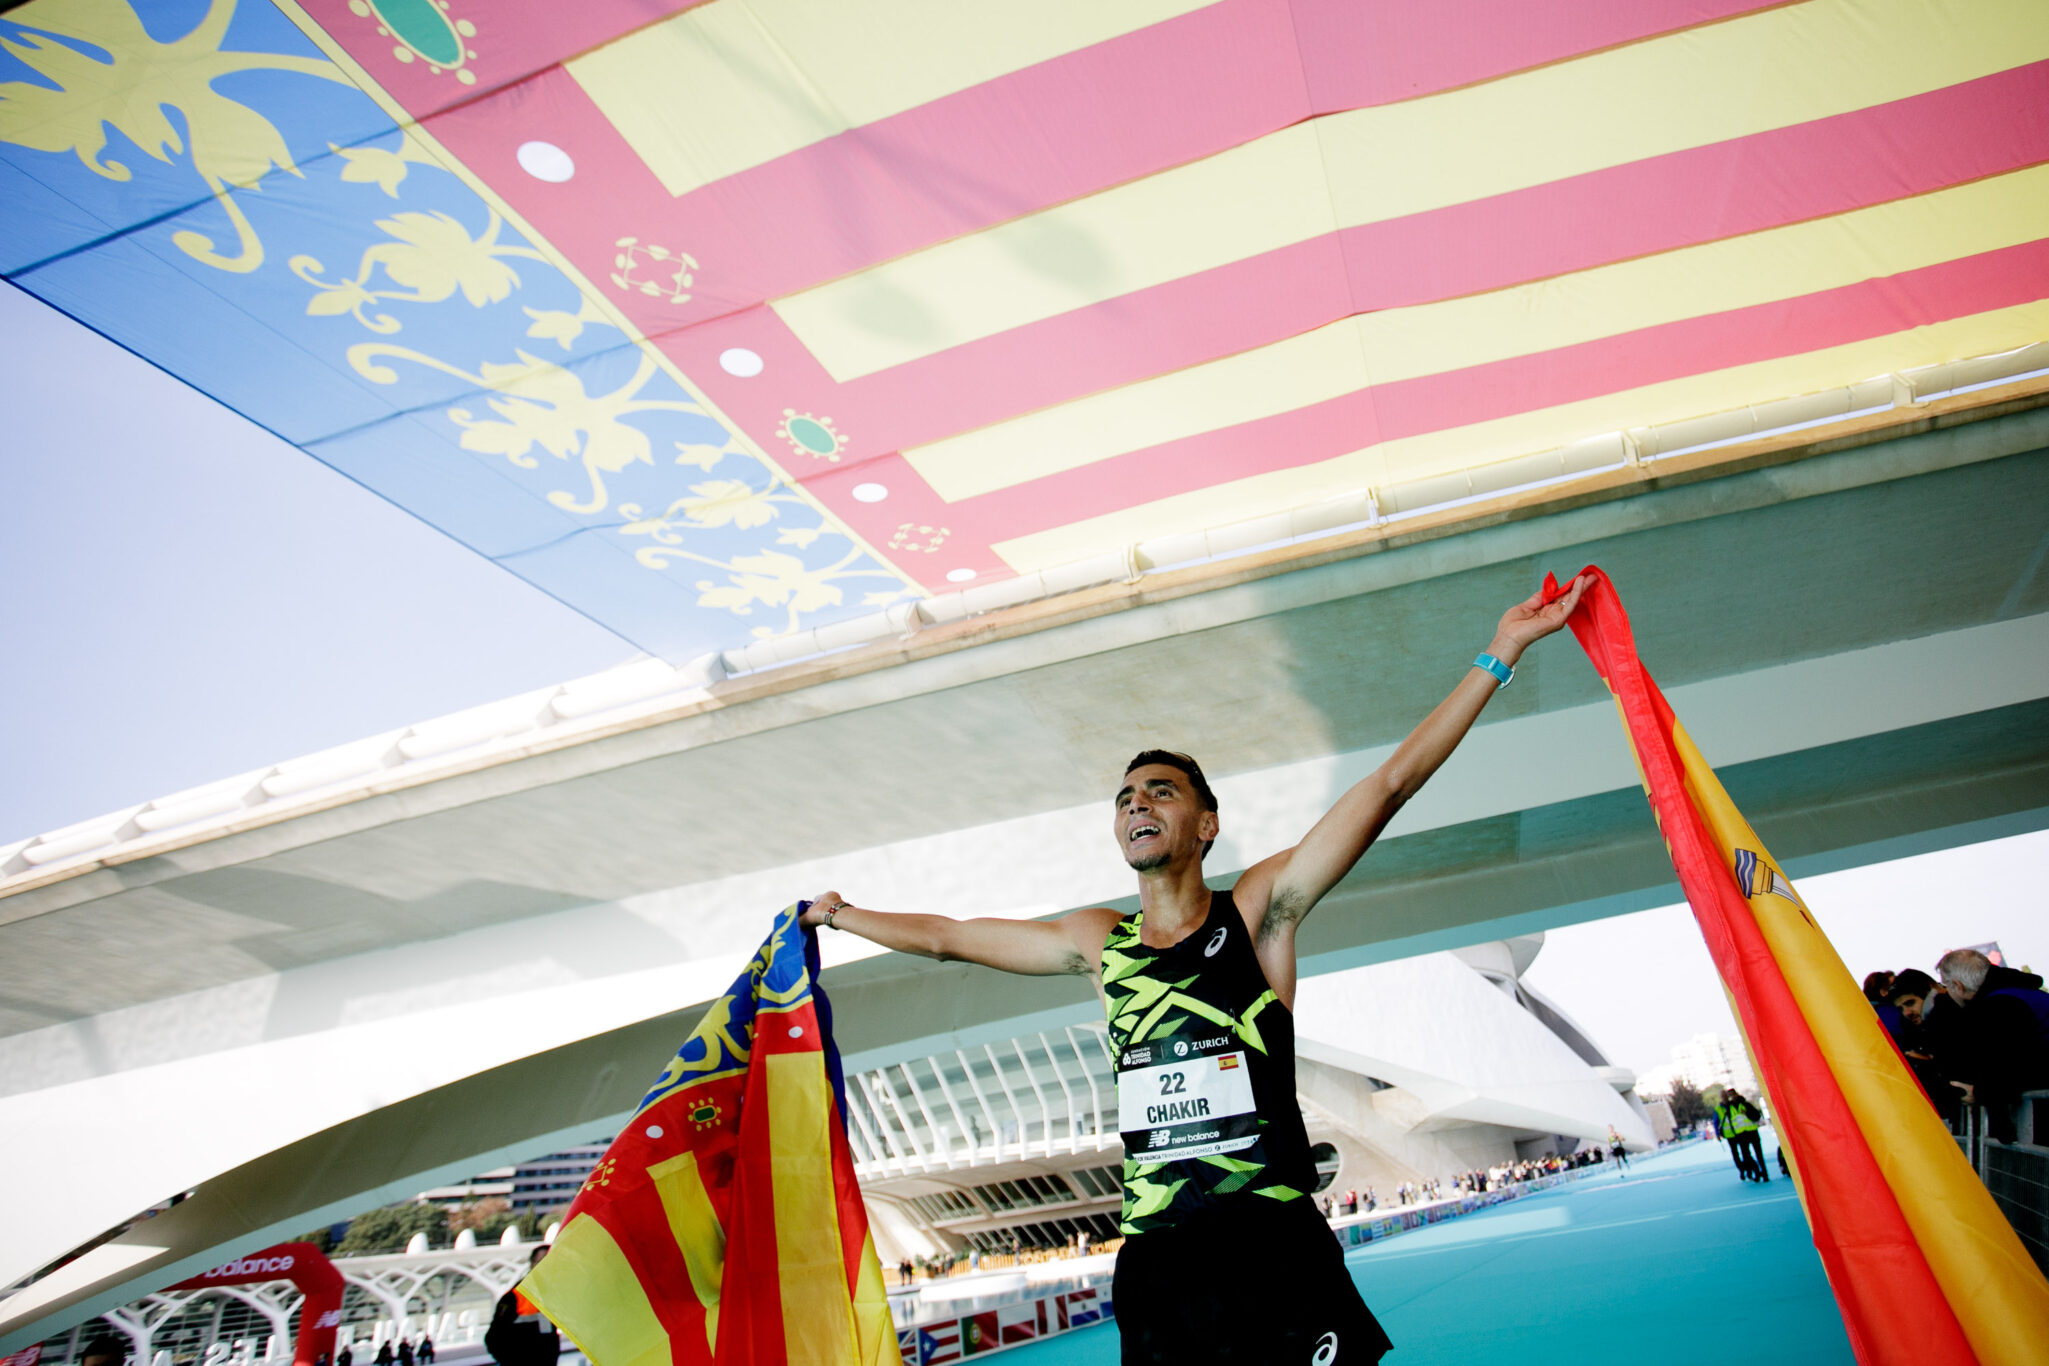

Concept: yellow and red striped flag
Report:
left=520, top=904, right=894, bottom=1366
left=1546, top=566, right=2049, bottom=1365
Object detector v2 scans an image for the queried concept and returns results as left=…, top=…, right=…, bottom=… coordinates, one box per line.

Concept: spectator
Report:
left=1867, top=968, right=1910, bottom=1049
left=1886, top=970, right=1960, bottom=1125
left=418, top=1340, right=434, bottom=1366
left=1937, top=949, right=2049, bottom=1143
left=79, top=1336, right=129, bottom=1366
left=398, top=1339, right=414, bottom=1366
left=374, top=1342, right=394, bottom=1366
left=338, top=1347, right=353, bottom=1366
left=487, top=1246, right=560, bottom=1366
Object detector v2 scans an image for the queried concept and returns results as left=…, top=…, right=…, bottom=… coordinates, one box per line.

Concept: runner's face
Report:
left=1113, top=763, right=1216, bottom=871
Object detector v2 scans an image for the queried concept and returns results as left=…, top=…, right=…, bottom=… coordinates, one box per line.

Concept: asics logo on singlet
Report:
left=1205, top=927, right=1227, bottom=957
left=1311, top=1332, right=1339, bottom=1364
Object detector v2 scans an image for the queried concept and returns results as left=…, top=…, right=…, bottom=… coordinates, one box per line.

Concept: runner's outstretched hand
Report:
left=1489, top=573, right=1588, bottom=661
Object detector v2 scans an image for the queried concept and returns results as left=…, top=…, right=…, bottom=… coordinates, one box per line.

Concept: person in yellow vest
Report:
left=1718, top=1091, right=1769, bottom=1182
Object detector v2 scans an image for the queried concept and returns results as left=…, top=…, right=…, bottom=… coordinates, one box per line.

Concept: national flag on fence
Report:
left=996, top=1301, right=1045, bottom=1346
left=520, top=904, right=894, bottom=1366
left=1546, top=566, right=2049, bottom=1366
left=915, top=1320, right=961, bottom=1365
left=1057, top=1288, right=1108, bottom=1330
left=959, top=1313, right=1000, bottom=1357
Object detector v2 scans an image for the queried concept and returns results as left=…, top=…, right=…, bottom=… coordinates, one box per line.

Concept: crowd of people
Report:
left=1865, top=947, right=2049, bottom=1143
left=889, top=1228, right=1119, bottom=1285
left=335, top=1337, right=434, bottom=1366
left=1451, top=1149, right=1612, bottom=1194
left=1313, top=1145, right=1623, bottom=1222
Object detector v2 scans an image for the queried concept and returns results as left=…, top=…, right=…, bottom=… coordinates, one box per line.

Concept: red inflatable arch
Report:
left=167, top=1244, right=345, bottom=1366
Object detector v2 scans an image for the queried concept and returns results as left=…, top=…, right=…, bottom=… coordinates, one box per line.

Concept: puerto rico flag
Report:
left=915, top=1320, right=961, bottom=1365
left=1548, top=566, right=2049, bottom=1366
left=520, top=904, right=894, bottom=1365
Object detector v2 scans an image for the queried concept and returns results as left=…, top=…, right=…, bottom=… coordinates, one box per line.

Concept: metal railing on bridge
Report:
left=1954, top=1090, right=2049, bottom=1275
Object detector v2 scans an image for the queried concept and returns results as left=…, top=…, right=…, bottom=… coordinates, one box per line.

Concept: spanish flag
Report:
left=1547, top=567, right=2049, bottom=1365
left=520, top=905, right=894, bottom=1366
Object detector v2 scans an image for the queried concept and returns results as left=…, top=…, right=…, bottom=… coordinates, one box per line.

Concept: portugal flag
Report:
left=1547, top=567, right=2049, bottom=1366
left=520, top=904, right=894, bottom=1366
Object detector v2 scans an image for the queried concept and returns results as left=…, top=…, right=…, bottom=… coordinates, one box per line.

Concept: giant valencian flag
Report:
left=3, top=0, right=2047, bottom=665
left=519, top=905, right=894, bottom=1366
left=1547, top=567, right=2049, bottom=1366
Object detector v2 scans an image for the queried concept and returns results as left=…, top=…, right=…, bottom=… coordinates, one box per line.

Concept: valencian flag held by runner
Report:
left=519, top=904, right=894, bottom=1366
left=1545, top=566, right=2049, bottom=1366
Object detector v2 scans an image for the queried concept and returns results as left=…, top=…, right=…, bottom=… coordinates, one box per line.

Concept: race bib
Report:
left=1117, top=1032, right=1258, bottom=1161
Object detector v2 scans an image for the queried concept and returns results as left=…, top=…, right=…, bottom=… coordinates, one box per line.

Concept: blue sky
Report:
left=0, top=280, right=631, bottom=844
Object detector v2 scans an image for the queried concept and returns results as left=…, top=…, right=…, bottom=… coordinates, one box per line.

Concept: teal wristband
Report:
left=1474, top=652, right=1514, bottom=688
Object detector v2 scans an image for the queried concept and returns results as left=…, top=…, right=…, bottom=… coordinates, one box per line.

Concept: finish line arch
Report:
left=166, top=1246, right=343, bottom=1366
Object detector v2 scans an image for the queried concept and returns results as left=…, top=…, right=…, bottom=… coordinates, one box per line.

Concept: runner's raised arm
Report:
left=796, top=896, right=1119, bottom=977
left=1234, top=574, right=1589, bottom=986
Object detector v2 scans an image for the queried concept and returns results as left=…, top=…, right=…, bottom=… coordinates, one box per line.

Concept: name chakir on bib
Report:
left=1117, top=1032, right=1258, bottom=1160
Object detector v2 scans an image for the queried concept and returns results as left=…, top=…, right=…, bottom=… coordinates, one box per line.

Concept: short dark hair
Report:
left=1888, top=968, right=1937, bottom=1002
left=1124, top=751, right=1218, bottom=857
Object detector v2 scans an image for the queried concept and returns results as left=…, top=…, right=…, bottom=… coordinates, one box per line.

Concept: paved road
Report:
left=998, top=1139, right=1851, bottom=1365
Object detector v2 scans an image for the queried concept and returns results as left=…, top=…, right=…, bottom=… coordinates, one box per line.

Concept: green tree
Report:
left=1667, top=1080, right=1712, bottom=1128
left=336, top=1203, right=448, bottom=1255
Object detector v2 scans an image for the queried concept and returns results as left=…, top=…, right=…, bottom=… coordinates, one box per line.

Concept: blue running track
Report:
left=998, top=1140, right=1851, bottom=1365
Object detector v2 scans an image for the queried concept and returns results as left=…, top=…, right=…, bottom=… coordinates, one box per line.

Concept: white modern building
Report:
left=847, top=934, right=1653, bottom=1263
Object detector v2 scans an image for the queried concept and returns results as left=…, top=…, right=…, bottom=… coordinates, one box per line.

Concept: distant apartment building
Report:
left=413, top=1168, right=514, bottom=1208
left=1638, top=1032, right=1759, bottom=1100
left=510, top=1139, right=613, bottom=1212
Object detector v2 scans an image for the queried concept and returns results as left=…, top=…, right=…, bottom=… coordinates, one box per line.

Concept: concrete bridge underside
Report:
left=3, top=402, right=2047, bottom=1350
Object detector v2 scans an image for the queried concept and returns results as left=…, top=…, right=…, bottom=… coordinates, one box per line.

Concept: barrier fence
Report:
left=1954, top=1090, right=2049, bottom=1275
left=894, top=1286, right=1112, bottom=1365
left=889, top=1162, right=1610, bottom=1363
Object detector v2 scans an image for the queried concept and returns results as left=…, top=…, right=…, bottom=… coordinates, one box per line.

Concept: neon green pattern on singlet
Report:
left=1103, top=912, right=1306, bottom=1234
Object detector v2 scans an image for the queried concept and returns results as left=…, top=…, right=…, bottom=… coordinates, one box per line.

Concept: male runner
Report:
left=802, top=576, right=1588, bottom=1364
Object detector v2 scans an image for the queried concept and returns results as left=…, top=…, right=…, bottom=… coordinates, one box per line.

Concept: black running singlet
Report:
left=1103, top=888, right=1315, bottom=1235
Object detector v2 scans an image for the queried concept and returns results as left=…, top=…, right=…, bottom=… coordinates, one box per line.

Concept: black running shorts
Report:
left=1112, top=1195, right=1392, bottom=1365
